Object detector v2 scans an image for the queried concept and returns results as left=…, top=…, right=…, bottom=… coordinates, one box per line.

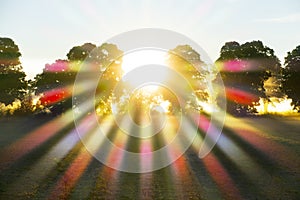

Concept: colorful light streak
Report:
left=224, top=115, right=300, bottom=171
left=216, top=59, right=264, bottom=72
left=39, top=87, right=72, bottom=106
left=226, top=87, right=259, bottom=105
left=0, top=110, right=74, bottom=169
left=202, top=153, right=243, bottom=200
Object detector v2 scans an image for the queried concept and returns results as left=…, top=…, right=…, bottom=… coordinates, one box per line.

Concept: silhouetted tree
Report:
left=0, top=37, right=27, bottom=105
left=282, top=45, right=300, bottom=106
left=216, top=40, right=281, bottom=115
left=67, top=43, right=96, bottom=61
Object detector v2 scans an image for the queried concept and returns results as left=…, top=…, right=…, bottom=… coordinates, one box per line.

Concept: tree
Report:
left=33, top=59, right=76, bottom=115
left=216, top=40, right=281, bottom=115
left=89, top=43, right=123, bottom=114
left=33, top=43, right=98, bottom=115
left=0, top=37, right=27, bottom=106
left=66, top=43, right=96, bottom=61
left=33, top=42, right=123, bottom=115
left=167, top=45, right=210, bottom=112
left=282, top=45, right=300, bottom=106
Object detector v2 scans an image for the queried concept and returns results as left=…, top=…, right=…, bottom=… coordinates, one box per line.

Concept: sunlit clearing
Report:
left=121, top=49, right=168, bottom=91
left=254, top=97, right=299, bottom=116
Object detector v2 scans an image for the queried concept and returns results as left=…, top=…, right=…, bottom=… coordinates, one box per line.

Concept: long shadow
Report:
left=0, top=115, right=55, bottom=146
left=221, top=124, right=291, bottom=174
left=84, top=112, right=142, bottom=199
left=35, top=117, right=121, bottom=199
left=0, top=116, right=75, bottom=194
left=190, top=117, right=266, bottom=199
left=150, top=115, right=177, bottom=200
left=184, top=148, right=224, bottom=199
left=209, top=139, right=267, bottom=199
left=114, top=109, right=141, bottom=200
left=220, top=124, right=300, bottom=199
left=69, top=157, right=105, bottom=199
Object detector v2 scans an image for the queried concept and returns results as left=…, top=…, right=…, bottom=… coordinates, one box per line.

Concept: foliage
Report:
left=33, top=43, right=123, bottom=115
left=0, top=37, right=22, bottom=71
left=0, top=37, right=27, bottom=115
left=218, top=41, right=280, bottom=70
left=282, top=45, right=300, bottom=106
left=92, top=43, right=123, bottom=112
left=67, top=43, right=96, bottom=61
left=168, top=45, right=210, bottom=111
left=216, top=40, right=281, bottom=115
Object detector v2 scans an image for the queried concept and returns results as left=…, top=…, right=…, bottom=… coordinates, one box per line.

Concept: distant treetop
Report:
left=216, top=40, right=281, bottom=73
left=0, top=37, right=22, bottom=71
left=67, top=43, right=96, bottom=61
left=284, top=45, right=300, bottom=71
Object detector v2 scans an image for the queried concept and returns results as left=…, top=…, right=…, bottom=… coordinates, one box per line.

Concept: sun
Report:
left=121, top=49, right=169, bottom=91
left=122, top=49, right=167, bottom=74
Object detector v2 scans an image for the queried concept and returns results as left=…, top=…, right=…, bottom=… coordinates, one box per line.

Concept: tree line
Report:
left=0, top=37, right=299, bottom=116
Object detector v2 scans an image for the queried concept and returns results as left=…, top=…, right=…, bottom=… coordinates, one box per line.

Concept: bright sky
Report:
left=1, top=0, right=299, bottom=79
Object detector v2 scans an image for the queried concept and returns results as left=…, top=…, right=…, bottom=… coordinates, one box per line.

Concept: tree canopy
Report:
left=216, top=40, right=281, bottom=115
left=1, top=37, right=299, bottom=116
left=168, top=45, right=210, bottom=112
left=217, top=40, right=280, bottom=73
left=33, top=42, right=123, bottom=115
left=0, top=37, right=27, bottom=105
left=282, top=45, right=300, bottom=106
left=66, top=43, right=96, bottom=61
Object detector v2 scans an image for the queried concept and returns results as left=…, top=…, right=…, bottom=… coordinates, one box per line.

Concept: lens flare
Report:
left=226, top=88, right=258, bottom=105
left=72, top=29, right=226, bottom=173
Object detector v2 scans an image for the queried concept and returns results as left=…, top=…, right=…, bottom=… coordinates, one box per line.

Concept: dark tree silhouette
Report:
left=282, top=45, right=300, bottom=106
left=67, top=43, right=96, bottom=61
left=0, top=37, right=27, bottom=105
left=216, top=40, right=281, bottom=115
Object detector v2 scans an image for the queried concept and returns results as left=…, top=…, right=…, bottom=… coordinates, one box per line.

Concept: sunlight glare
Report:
left=121, top=49, right=168, bottom=91
left=254, top=97, right=299, bottom=116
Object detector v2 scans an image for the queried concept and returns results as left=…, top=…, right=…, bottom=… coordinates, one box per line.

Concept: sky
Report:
left=1, top=0, right=300, bottom=79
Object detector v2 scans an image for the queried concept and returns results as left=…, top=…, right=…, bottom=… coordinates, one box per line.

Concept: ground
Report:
left=0, top=114, right=299, bottom=200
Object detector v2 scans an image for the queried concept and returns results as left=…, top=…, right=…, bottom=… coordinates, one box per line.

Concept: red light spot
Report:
left=226, top=88, right=258, bottom=105
left=40, top=88, right=71, bottom=105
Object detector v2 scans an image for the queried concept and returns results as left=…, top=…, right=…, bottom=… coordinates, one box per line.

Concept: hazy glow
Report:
left=150, top=95, right=171, bottom=114
left=122, top=49, right=167, bottom=73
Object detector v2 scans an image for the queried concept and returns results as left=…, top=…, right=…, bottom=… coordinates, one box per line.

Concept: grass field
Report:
left=0, top=114, right=299, bottom=199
